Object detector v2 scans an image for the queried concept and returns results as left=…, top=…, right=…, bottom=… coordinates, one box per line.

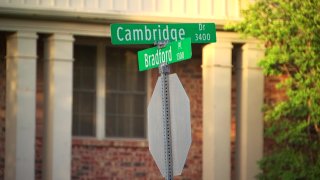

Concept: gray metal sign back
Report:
left=148, top=72, right=191, bottom=178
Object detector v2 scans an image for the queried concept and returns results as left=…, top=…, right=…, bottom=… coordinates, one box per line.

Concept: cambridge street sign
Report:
left=111, top=23, right=216, bottom=45
left=137, top=38, right=192, bottom=71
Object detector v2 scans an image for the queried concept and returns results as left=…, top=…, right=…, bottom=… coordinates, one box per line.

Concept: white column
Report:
left=43, top=33, right=74, bottom=180
left=202, top=40, right=233, bottom=180
left=5, top=31, right=37, bottom=180
left=236, top=43, right=264, bottom=180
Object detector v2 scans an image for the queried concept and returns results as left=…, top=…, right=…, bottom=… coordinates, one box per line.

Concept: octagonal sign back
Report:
left=147, top=73, right=192, bottom=177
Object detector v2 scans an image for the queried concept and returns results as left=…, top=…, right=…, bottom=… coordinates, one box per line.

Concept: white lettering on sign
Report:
left=145, top=26, right=152, bottom=40
left=125, top=29, right=131, bottom=41
left=178, top=29, right=185, bottom=40
left=117, top=27, right=123, bottom=41
left=199, top=23, right=206, bottom=31
left=116, top=25, right=185, bottom=42
left=194, top=23, right=211, bottom=41
left=144, top=47, right=172, bottom=68
left=195, top=33, right=211, bottom=41
left=176, top=52, right=184, bottom=61
left=133, top=29, right=143, bottom=40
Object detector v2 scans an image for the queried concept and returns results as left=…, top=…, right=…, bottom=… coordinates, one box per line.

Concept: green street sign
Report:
left=111, top=23, right=216, bottom=45
left=138, top=38, right=192, bottom=71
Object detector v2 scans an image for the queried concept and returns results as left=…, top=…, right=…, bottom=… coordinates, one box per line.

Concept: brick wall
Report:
left=263, top=75, right=287, bottom=155
left=0, top=32, right=6, bottom=179
left=35, top=36, right=45, bottom=179
left=264, top=75, right=287, bottom=104
left=71, top=139, right=158, bottom=179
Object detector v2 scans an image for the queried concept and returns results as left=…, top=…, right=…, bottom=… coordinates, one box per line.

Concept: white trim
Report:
left=0, top=5, right=236, bottom=27
left=96, top=41, right=106, bottom=140
left=216, top=31, right=261, bottom=44
left=0, top=17, right=110, bottom=37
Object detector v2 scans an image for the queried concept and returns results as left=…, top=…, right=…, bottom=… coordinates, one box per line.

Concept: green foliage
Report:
left=227, top=0, right=320, bottom=179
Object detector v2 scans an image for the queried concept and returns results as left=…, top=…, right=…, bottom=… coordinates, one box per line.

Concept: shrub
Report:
left=227, top=0, right=320, bottom=179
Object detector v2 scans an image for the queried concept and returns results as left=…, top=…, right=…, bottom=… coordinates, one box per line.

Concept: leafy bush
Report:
left=227, top=0, right=320, bottom=179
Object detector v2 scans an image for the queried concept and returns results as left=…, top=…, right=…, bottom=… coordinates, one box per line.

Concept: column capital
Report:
left=7, top=31, right=38, bottom=40
left=242, top=42, right=265, bottom=51
left=6, top=31, right=38, bottom=60
left=206, top=40, right=233, bottom=49
left=202, top=40, right=233, bottom=67
left=241, top=42, right=265, bottom=69
left=44, top=33, right=74, bottom=62
left=46, top=33, right=74, bottom=42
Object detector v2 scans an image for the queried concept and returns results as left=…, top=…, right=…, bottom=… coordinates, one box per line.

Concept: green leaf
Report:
left=228, top=0, right=320, bottom=178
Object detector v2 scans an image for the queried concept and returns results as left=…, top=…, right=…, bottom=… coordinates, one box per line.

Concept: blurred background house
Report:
left=0, top=0, right=278, bottom=179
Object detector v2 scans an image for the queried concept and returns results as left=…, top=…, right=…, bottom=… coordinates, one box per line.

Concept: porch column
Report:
left=5, top=31, right=37, bottom=180
left=202, top=40, right=233, bottom=180
left=43, top=33, right=74, bottom=180
left=236, top=43, right=264, bottom=180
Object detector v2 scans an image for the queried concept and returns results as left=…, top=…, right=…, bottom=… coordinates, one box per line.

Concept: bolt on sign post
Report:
left=110, top=23, right=216, bottom=180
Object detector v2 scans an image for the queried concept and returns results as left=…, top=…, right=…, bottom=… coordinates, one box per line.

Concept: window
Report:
left=105, top=48, right=147, bottom=138
left=72, top=45, right=97, bottom=136
left=72, top=39, right=148, bottom=139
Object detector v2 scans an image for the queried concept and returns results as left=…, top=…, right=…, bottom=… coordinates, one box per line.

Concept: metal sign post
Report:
left=148, top=41, right=191, bottom=179
left=159, top=63, right=174, bottom=180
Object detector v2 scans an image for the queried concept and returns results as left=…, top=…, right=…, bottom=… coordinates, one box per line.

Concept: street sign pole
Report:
left=159, top=63, right=173, bottom=180
left=110, top=22, right=215, bottom=179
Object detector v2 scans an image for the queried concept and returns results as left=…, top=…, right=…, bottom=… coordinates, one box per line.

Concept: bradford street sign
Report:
left=111, top=23, right=216, bottom=45
left=137, top=38, right=192, bottom=71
